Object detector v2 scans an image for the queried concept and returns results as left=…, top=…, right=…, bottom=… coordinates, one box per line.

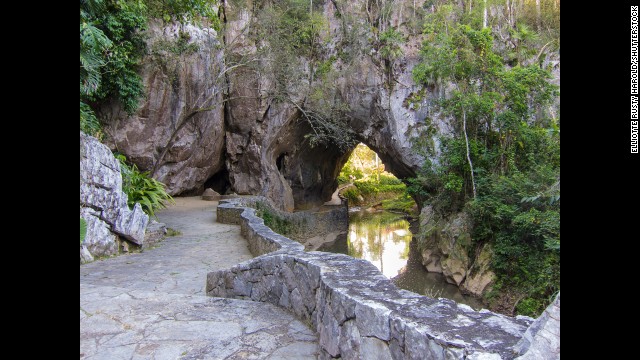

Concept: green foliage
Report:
left=80, top=0, right=147, bottom=115
left=79, top=14, right=113, bottom=97
left=378, top=28, right=404, bottom=60
left=381, top=193, right=418, bottom=215
left=336, top=174, right=349, bottom=185
left=315, top=55, right=336, bottom=78
left=254, top=202, right=293, bottom=236
left=80, top=218, right=88, bottom=245
left=146, top=0, right=220, bottom=28
left=354, top=180, right=405, bottom=196
left=166, top=228, right=182, bottom=237
left=409, top=4, right=560, bottom=316
left=337, top=143, right=416, bottom=213
left=80, top=101, right=103, bottom=140
left=116, top=154, right=174, bottom=218
left=341, top=187, right=362, bottom=205
left=153, top=31, right=200, bottom=56
left=256, top=0, right=326, bottom=59
left=378, top=174, right=402, bottom=185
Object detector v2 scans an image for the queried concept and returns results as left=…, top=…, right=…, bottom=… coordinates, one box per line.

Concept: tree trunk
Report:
left=536, top=0, right=541, bottom=30
left=483, top=0, right=487, bottom=28
left=463, top=108, right=477, bottom=199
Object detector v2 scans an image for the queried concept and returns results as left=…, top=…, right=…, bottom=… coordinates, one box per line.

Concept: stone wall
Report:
left=208, top=197, right=536, bottom=359
left=217, top=196, right=348, bottom=242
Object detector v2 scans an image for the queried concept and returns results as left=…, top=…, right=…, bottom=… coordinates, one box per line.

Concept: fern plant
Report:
left=115, top=154, right=174, bottom=218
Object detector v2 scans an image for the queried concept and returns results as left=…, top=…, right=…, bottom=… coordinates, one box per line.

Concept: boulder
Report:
left=462, top=244, right=496, bottom=297
left=515, top=293, right=560, bottom=359
left=418, top=206, right=471, bottom=286
left=80, top=131, right=150, bottom=263
left=202, top=188, right=221, bottom=201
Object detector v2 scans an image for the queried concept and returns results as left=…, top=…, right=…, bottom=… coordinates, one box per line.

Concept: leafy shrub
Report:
left=80, top=218, right=88, bottom=245
left=355, top=180, right=406, bottom=195
left=80, top=101, right=103, bottom=140
left=116, top=154, right=174, bottom=218
left=381, top=193, right=418, bottom=215
left=354, top=180, right=377, bottom=195
left=378, top=174, right=402, bottom=185
left=336, top=174, right=349, bottom=185
left=379, top=28, right=405, bottom=60
left=254, top=202, right=293, bottom=235
left=408, top=8, right=559, bottom=316
left=341, top=187, right=362, bottom=204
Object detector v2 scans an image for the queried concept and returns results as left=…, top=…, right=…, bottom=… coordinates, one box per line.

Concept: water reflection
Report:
left=346, top=210, right=412, bottom=278
left=319, top=209, right=483, bottom=310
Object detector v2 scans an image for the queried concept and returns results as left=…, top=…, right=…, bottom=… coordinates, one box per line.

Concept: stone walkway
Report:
left=80, top=197, right=319, bottom=359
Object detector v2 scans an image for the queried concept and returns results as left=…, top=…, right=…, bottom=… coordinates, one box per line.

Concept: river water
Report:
left=319, top=209, right=484, bottom=310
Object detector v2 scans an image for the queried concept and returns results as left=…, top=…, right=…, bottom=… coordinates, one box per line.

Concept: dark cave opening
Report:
left=204, top=167, right=231, bottom=195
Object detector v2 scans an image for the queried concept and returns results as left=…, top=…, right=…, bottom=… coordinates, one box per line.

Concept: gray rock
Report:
left=80, top=207, right=118, bottom=261
left=419, top=206, right=498, bottom=296
left=201, top=188, right=221, bottom=201
left=143, top=220, right=167, bottom=248
left=515, top=293, right=560, bottom=360
left=355, top=301, right=392, bottom=341
left=361, top=337, right=393, bottom=360
left=462, top=244, right=496, bottom=297
left=80, top=132, right=150, bottom=262
left=101, top=21, right=226, bottom=197
left=96, top=0, right=557, bottom=213
left=339, top=320, right=361, bottom=359
left=209, top=197, right=538, bottom=359
left=319, top=308, right=340, bottom=357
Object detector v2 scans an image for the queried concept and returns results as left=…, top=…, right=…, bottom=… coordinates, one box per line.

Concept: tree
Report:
left=411, top=6, right=559, bottom=316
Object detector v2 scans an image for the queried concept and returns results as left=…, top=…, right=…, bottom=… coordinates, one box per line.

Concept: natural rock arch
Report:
left=265, top=112, right=421, bottom=211
left=102, top=1, right=441, bottom=211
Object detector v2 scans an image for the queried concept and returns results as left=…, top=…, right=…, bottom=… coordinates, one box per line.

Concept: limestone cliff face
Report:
left=105, top=1, right=443, bottom=210
left=103, top=1, right=558, bottom=212
left=417, top=205, right=496, bottom=298
left=101, top=20, right=226, bottom=196
left=219, top=0, right=437, bottom=210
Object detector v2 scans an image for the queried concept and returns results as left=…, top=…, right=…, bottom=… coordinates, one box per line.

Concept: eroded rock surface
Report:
left=101, top=21, right=226, bottom=196
left=80, top=131, right=149, bottom=263
left=515, top=293, right=560, bottom=360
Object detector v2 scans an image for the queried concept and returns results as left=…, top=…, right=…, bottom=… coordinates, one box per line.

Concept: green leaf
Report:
left=80, top=218, right=88, bottom=245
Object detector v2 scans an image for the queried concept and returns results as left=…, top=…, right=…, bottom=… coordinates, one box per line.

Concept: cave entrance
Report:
left=203, top=167, right=231, bottom=195
left=333, top=143, right=417, bottom=213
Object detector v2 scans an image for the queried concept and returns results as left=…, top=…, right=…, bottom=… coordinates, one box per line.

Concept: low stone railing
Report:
left=217, top=196, right=348, bottom=242
left=208, top=197, right=534, bottom=359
